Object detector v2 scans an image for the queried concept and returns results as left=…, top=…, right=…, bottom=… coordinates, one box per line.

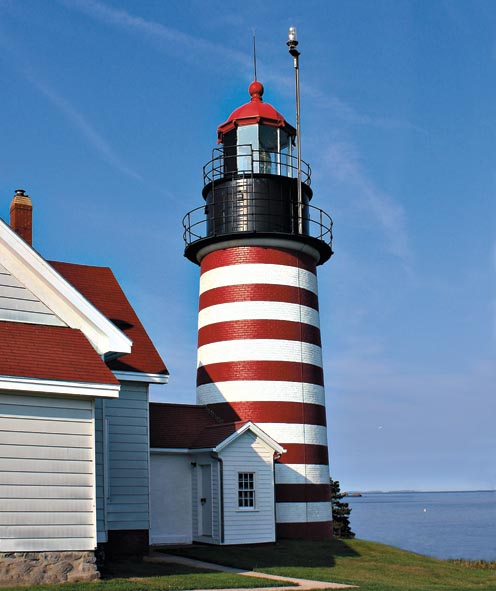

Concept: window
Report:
left=238, top=472, right=255, bottom=509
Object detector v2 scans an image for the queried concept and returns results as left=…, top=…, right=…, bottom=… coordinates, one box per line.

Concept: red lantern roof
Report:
left=217, top=81, right=295, bottom=143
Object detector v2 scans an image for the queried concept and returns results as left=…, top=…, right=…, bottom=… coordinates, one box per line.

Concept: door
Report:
left=200, top=464, right=212, bottom=536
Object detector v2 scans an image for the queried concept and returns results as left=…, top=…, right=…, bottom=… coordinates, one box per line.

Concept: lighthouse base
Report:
left=276, top=521, right=334, bottom=540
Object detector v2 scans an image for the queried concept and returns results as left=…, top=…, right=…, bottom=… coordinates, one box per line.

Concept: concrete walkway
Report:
left=145, top=551, right=357, bottom=590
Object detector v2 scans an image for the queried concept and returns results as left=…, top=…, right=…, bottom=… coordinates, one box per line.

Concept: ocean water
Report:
left=346, top=490, right=496, bottom=561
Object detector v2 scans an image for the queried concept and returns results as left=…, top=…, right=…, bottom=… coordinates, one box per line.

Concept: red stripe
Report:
left=200, top=247, right=317, bottom=275
left=199, top=284, right=319, bottom=311
left=275, top=484, right=332, bottom=503
left=276, top=521, right=333, bottom=540
left=197, top=361, right=324, bottom=386
left=207, top=401, right=327, bottom=426
left=277, top=444, right=329, bottom=465
left=198, top=320, right=322, bottom=347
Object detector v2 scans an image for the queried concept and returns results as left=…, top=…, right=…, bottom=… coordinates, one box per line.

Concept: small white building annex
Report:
left=149, top=403, right=285, bottom=546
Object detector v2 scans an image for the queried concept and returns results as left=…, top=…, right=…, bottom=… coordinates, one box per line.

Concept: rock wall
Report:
left=0, top=552, right=99, bottom=586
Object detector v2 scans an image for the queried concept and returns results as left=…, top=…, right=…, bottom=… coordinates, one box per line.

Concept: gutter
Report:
left=273, top=452, right=282, bottom=541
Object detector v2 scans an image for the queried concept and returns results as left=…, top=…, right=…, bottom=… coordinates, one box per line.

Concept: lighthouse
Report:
left=183, top=67, right=334, bottom=538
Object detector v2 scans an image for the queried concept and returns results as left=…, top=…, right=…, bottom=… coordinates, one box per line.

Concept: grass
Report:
left=0, top=559, right=290, bottom=591
left=166, top=538, right=496, bottom=591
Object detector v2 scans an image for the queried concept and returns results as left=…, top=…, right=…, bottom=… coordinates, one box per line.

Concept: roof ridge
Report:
left=49, top=259, right=111, bottom=271
left=150, top=402, right=205, bottom=409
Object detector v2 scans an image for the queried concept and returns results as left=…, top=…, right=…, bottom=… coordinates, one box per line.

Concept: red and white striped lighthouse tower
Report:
left=183, top=75, right=334, bottom=538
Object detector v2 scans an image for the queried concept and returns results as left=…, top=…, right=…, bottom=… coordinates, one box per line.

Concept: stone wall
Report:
left=0, top=551, right=99, bottom=586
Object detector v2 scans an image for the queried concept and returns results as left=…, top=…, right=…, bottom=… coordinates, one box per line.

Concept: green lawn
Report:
left=0, top=559, right=289, bottom=591
left=166, top=538, right=496, bottom=591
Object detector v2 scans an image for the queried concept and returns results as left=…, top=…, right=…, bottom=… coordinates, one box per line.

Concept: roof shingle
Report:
left=0, top=322, right=119, bottom=384
left=150, top=403, right=250, bottom=449
left=50, top=261, right=168, bottom=376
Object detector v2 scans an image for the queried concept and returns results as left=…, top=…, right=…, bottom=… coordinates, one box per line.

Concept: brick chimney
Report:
left=10, top=189, right=33, bottom=246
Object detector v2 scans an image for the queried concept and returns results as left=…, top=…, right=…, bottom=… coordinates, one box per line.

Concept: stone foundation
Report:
left=0, top=551, right=99, bottom=586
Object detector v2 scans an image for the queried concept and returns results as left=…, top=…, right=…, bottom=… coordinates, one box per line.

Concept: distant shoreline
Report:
left=349, top=489, right=495, bottom=495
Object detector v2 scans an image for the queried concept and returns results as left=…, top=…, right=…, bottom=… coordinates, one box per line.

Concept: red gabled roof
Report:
left=50, top=261, right=168, bottom=376
left=150, top=403, right=221, bottom=448
left=190, top=420, right=249, bottom=449
left=150, top=402, right=249, bottom=449
left=150, top=403, right=280, bottom=451
left=0, top=321, right=118, bottom=384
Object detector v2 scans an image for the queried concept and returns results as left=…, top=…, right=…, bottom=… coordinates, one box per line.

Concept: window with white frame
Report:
left=238, top=472, right=255, bottom=509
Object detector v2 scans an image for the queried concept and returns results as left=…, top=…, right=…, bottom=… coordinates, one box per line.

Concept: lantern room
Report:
left=217, top=81, right=297, bottom=178
left=183, top=81, right=333, bottom=266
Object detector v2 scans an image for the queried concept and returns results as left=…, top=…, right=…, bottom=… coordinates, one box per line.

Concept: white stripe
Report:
left=197, top=340, right=323, bottom=368
left=200, top=264, right=318, bottom=295
left=198, top=301, right=320, bottom=329
left=197, top=382, right=326, bottom=406
left=256, top=423, right=328, bottom=446
left=276, top=502, right=332, bottom=523
left=275, top=464, right=330, bottom=485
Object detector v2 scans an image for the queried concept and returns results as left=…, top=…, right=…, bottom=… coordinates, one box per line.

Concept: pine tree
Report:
left=330, top=478, right=355, bottom=538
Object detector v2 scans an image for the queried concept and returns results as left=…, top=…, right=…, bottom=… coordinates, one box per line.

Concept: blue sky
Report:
left=0, top=0, right=494, bottom=492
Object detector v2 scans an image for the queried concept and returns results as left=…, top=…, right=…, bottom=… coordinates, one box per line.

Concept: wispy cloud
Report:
left=62, top=0, right=414, bottom=262
left=0, top=23, right=140, bottom=180
left=26, top=73, right=141, bottom=181
left=63, top=0, right=422, bottom=132
left=62, top=0, right=251, bottom=71
left=323, top=140, right=411, bottom=265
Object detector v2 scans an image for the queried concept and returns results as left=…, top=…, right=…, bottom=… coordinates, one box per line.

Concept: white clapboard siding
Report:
left=0, top=403, right=92, bottom=421
left=0, top=499, right=94, bottom=512
left=0, top=430, right=91, bottom=448
left=0, top=444, right=92, bottom=461
left=0, top=416, right=91, bottom=435
left=0, top=485, right=93, bottom=499
left=211, top=460, right=220, bottom=543
left=0, top=458, right=93, bottom=473
left=0, top=512, right=94, bottom=526
left=0, top=264, right=65, bottom=326
left=220, top=432, right=276, bottom=545
left=0, top=393, right=91, bottom=409
left=0, top=393, right=96, bottom=552
left=95, top=381, right=150, bottom=534
left=1, top=472, right=92, bottom=486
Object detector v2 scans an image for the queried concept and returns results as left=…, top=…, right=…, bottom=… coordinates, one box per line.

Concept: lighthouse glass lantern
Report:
left=184, top=80, right=332, bottom=258
left=183, top=81, right=334, bottom=540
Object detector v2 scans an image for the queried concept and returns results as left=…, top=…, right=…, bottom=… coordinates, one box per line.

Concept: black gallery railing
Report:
left=183, top=196, right=333, bottom=250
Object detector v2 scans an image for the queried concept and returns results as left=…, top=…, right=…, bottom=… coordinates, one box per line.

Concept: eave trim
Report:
left=214, top=421, right=286, bottom=454
left=113, top=370, right=169, bottom=384
left=0, top=375, right=121, bottom=398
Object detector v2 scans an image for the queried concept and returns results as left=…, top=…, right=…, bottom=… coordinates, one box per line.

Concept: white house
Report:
left=0, top=191, right=168, bottom=584
left=149, top=403, right=285, bottom=546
